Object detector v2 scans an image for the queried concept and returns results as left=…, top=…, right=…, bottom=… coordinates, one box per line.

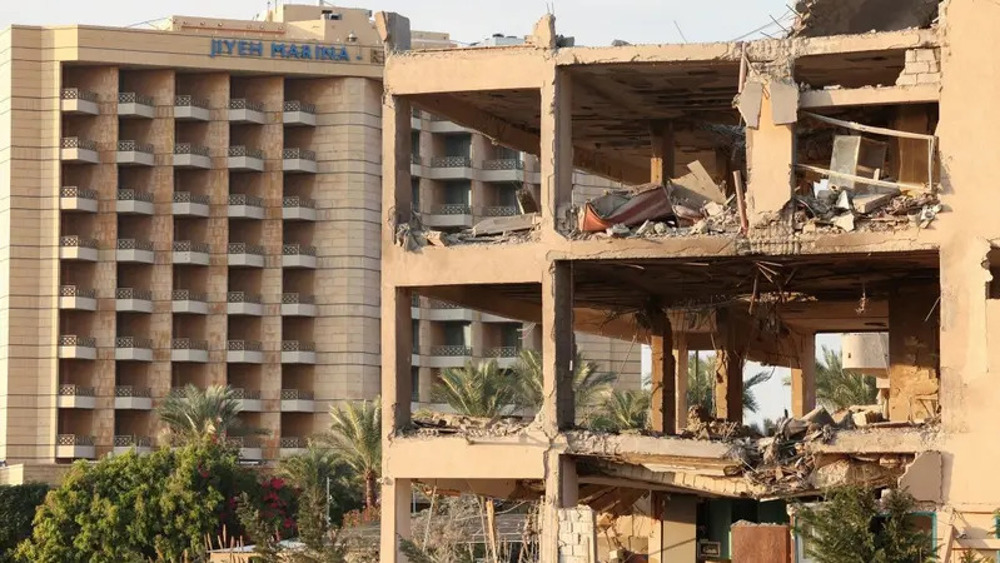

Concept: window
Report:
left=411, top=178, right=420, bottom=210
left=443, top=180, right=471, bottom=206
left=412, top=320, right=420, bottom=349
left=411, top=131, right=420, bottom=158
left=444, top=134, right=471, bottom=158
left=411, top=367, right=420, bottom=402
left=442, top=322, right=470, bottom=346
left=500, top=323, right=521, bottom=348
left=498, top=183, right=519, bottom=207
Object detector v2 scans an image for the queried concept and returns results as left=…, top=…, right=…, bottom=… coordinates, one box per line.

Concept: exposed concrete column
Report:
left=381, top=94, right=413, bottom=244
left=379, top=477, right=412, bottom=563
left=888, top=283, right=940, bottom=422
left=539, top=65, right=573, bottom=232
left=746, top=81, right=795, bottom=218
left=541, top=261, right=575, bottom=430
left=650, top=311, right=677, bottom=434
left=791, top=332, right=817, bottom=418
left=714, top=309, right=743, bottom=423
left=540, top=452, right=579, bottom=562
left=674, top=331, right=689, bottom=432
left=650, top=120, right=675, bottom=184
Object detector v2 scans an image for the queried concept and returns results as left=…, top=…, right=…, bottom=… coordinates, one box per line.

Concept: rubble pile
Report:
left=408, top=411, right=531, bottom=438
left=781, top=188, right=941, bottom=235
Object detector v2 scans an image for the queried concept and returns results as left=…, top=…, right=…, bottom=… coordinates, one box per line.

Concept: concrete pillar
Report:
left=539, top=66, right=572, bottom=232
left=382, top=287, right=413, bottom=433
left=379, top=477, right=412, bottom=563
left=746, top=82, right=794, bottom=217
left=888, top=283, right=940, bottom=422
left=650, top=120, right=675, bottom=184
left=714, top=310, right=743, bottom=423
left=540, top=452, right=579, bottom=562
left=541, top=262, right=574, bottom=430
left=674, top=332, right=689, bottom=432
left=650, top=311, right=676, bottom=434
left=650, top=494, right=698, bottom=562
left=382, top=94, right=413, bottom=239
left=791, top=332, right=816, bottom=418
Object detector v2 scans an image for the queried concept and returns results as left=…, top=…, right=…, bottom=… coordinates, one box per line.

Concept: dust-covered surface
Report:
left=791, top=0, right=941, bottom=38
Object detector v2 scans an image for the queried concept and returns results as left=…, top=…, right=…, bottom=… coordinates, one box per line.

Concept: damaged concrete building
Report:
left=379, top=0, right=1000, bottom=560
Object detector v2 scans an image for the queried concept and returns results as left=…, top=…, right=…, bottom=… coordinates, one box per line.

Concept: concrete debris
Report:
left=471, top=212, right=539, bottom=236
left=769, top=80, right=800, bottom=125
left=607, top=224, right=631, bottom=237
left=833, top=212, right=856, bottom=232
left=791, top=0, right=941, bottom=38
left=782, top=189, right=941, bottom=235
left=409, top=411, right=530, bottom=438
left=516, top=187, right=540, bottom=214
left=673, top=161, right=727, bottom=204
left=738, top=80, right=764, bottom=128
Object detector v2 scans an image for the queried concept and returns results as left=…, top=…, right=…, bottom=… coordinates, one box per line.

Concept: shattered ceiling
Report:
left=791, top=0, right=941, bottom=37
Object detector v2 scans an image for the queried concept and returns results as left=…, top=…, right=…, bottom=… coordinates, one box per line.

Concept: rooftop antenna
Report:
left=673, top=20, right=688, bottom=43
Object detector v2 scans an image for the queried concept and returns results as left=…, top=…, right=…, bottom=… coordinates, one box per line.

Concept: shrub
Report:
left=0, top=483, right=48, bottom=562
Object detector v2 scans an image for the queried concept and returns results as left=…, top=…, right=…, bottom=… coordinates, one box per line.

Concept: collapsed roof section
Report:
left=791, top=0, right=941, bottom=38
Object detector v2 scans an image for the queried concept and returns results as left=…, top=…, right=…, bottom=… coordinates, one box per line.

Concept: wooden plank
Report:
left=802, top=111, right=936, bottom=141
left=795, top=163, right=931, bottom=193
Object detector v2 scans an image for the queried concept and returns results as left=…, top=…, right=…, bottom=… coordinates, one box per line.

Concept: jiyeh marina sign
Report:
left=209, top=39, right=362, bottom=62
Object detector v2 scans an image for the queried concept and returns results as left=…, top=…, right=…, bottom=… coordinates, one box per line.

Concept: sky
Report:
left=2, top=0, right=807, bottom=424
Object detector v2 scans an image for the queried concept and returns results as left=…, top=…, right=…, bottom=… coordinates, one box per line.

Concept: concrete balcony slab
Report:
left=227, top=301, right=263, bottom=316
left=57, top=387, right=96, bottom=409
left=114, top=387, right=153, bottom=410
left=56, top=437, right=95, bottom=460
left=229, top=106, right=266, bottom=124
left=60, top=89, right=99, bottom=115
left=60, top=187, right=98, bottom=212
left=117, top=93, right=155, bottom=119
left=174, top=96, right=210, bottom=121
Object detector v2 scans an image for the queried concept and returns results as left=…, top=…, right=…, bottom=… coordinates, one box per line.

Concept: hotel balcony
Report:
left=227, top=340, right=263, bottom=364
left=228, top=243, right=265, bottom=268
left=174, top=95, right=210, bottom=121
left=172, top=241, right=210, bottom=266
left=60, top=186, right=98, bottom=213
left=227, top=291, right=263, bottom=316
left=117, top=238, right=155, bottom=263
left=171, top=338, right=209, bottom=363
left=172, top=289, right=209, bottom=314
left=426, top=156, right=474, bottom=181
left=57, top=384, right=96, bottom=409
left=232, top=388, right=262, bottom=412
left=116, top=188, right=154, bottom=215
left=485, top=346, right=522, bottom=369
left=56, top=434, right=95, bottom=460
left=113, top=435, right=153, bottom=455
left=480, top=158, right=525, bottom=182
left=279, top=436, right=308, bottom=457
left=58, top=335, right=97, bottom=360
left=228, top=193, right=265, bottom=219
left=422, top=203, right=474, bottom=229
left=228, top=146, right=264, bottom=172
left=229, top=98, right=266, bottom=124
left=173, top=191, right=210, bottom=217
left=60, top=236, right=99, bottom=261
left=114, top=386, right=153, bottom=410
left=282, top=195, right=316, bottom=221
left=420, top=345, right=474, bottom=369
left=228, top=436, right=263, bottom=462
left=282, top=148, right=317, bottom=174
left=417, top=299, right=475, bottom=322
left=283, top=100, right=316, bottom=127
left=115, top=336, right=153, bottom=362
left=61, top=137, right=100, bottom=164
left=282, top=244, right=317, bottom=269
left=117, top=92, right=155, bottom=119
left=59, top=285, right=97, bottom=311
left=116, top=140, right=155, bottom=167
left=411, top=154, right=423, bottom=178
left=281, top=341, right=316, bottom=364
left=280, top=389, right=315, bottom=413
left=173, top=143, right=211, bottom=169
left=60, top=88, right=99, bottom=115
left=281, top=293, right=317, bottom=317
left=116, top=288, right=153, bottom=313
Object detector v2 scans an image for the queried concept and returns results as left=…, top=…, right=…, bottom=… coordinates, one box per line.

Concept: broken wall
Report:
left=558, top=506, right=598, bottom=563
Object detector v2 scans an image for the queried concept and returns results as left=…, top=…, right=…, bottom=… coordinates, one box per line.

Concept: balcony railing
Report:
left=283, top=244, right=316, bottom=256
left=226, top=436, right=263, bottom=448
left=117, top=140, right=154, bottom=153
left=117, top=189, right=154, bottom=202
left=485, top=346, right=521, bottom=358
left=282, top=148, right=316, bottom=161
left=174, top=95, right=209, bottom=108
left=429, top=345, right=474, bottom=357
left=59, top=335, right=96, bottom=347
left=231, top=388, right=262, bottom=400
left=229, top=98, right=264, bottom=112
left=228, top=146, right=264, bottom=159
left=281, top=389, right=315, bottom=401
left=58, top=384, right=95, bottom=397
left=174, top=143, right=210, bottom=156
left=117, top=238, right=154, bottom=251
left=173, top=240, right=210, bottom=253
left=116, top=288, right=153, bottom=301
left=172, top=289, right=208, bottom=302
left=118, top=92, right=154, bottom=105
left=114, top=435, right=152, bottom=448
left=173, top=191, right=211, bottom=205
left=227, top=291, right=262, bottom=304
left=482, top=158, right=524, bottom=170
left=61, top=88, right=98, bottom=102
left=229, top=193, right=264, bottom=207
left=283, top=100, right=316, bottom=113
left=115, top=386, right=152, bottom=398
left=116, top=336, right=153, bottom=349
left=282, top=195, right=316, bottom=209
left=430, top=156, right=473, bottom=168
left=430, top=203, right=472, bottom=215
left=482, top=205, right=520, bottom=217
left=279, top=437, right=308, bottom=448
left=281, top=293, right=315, bottom=304
left=61, top=137, right=98, bottom=151
left=60, top=285, right=97, bottom=298
left=60, top=235, right=99, bottom=249
left=57, top=434, right=94, bottom=446
left=172, top=338, right=208, bottom=350
left=427, top=299, right=462, bottom=309
left=61, top=186, right=98, bottom=199
left=282, top=341, right=315, bottom=352
left=228, top=340, right=262, bottom=351
left=228, top=243, right=265, bottom=255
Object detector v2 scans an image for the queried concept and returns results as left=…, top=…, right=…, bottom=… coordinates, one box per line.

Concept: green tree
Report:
left=513, top=350, right=617, bottom=411
left=815, top=345, right=878, bottom=410
left=684, top=353, right=772, bottom=415
left=17, top=440, right=244, bottom=562
left=795, top=486, right=936, bottom=563
left=433, top=360, right=522, bottom=418
left=326, top=400, right=381, bottom=511
left=279, top=446, right=362, bottom=529
left=157, top=384, right=263, bottom=442
left=588, top=390, right=651, bottom=432
left=0, top=483, right=48, bottom=562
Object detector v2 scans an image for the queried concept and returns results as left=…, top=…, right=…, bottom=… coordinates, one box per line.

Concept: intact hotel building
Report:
left=0, top=4, right=639, bottom=482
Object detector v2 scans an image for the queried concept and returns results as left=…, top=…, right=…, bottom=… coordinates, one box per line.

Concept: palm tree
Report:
left=326, top=400, right=381, bottom=510
left=157, top=384, right=261, bottom=442
left=512, top=349, right=617, bottom=411
left=587, top=390, right=651, bottom=432
left=814, top=345, right=878, bottom=410
left=684, top=353, right=772, bottom=416
left=433, top=360, right=521, bottom=418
